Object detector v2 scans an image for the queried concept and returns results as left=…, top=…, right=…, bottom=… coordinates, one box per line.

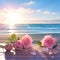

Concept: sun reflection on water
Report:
left=8, top=25, right=15, bottom=34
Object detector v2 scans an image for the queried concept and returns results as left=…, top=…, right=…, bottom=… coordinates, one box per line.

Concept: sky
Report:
left=0, top=0, right=60, bottom=24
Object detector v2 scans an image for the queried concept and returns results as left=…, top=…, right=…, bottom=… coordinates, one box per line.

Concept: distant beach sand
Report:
left=0, top=33, right=60, bottom=43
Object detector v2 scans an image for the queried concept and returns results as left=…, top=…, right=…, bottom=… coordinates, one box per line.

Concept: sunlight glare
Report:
left=5, top=9, right=24, bottom=26
left=8, top=26, right=15, bottom=34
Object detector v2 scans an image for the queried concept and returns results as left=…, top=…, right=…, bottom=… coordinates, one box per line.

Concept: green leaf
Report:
left=6, top=34, right=16, bottom=44
left=37, top=41, right=42, bottom=47
left=11, top=34, right=16, bottom=41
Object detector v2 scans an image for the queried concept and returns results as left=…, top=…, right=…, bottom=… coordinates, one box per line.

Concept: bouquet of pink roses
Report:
left=5, top=34, right=33, bottom=52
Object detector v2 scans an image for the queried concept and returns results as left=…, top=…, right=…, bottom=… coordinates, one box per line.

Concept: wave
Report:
left=0, top=24, right=60, bottom=34
left=0, top=27, right=60, bottom=30
left=0, top=29, right=60, bottom=34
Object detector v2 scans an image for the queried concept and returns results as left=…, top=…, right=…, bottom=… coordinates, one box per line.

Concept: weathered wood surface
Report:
left=0, top=44, right=60, bottom=60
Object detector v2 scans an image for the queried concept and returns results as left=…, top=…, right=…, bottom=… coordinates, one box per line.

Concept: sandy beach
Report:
left=0, top=33, right=60, bottom=43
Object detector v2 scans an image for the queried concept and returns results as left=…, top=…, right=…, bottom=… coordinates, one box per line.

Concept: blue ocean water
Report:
left=0, top=24, right=60, bottom=34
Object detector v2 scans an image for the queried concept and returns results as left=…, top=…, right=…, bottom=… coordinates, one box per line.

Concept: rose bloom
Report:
left=21, top=34, right=33, bottom=49
left=42, top=35, right=56, bottom=48
left=14, top=40, right=22, bottom=49
left=6, top=43, right=12, bottom=51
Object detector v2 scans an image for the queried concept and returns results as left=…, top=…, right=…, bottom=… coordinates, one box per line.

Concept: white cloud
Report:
left=20, top=1, right=35, bottom=6
left=43, top=11, right=50, bottom=15
left=43, top=10, right=56, bottom=15
left=0, top=8, right=35, bottom=24
left=36, top=9, right=41, bottom=13
left=27, top=1, right=35, bottom=5
left=18, top=8, right=34, bottom=13
left=0, top=8, right=58, bottom=24
left=52, top=12, right=56, bottom=15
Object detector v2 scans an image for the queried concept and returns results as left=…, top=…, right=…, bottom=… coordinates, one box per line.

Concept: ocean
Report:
left=0, top=24, right=60, bottom=34
left=0, top=24, right=60, bottom=42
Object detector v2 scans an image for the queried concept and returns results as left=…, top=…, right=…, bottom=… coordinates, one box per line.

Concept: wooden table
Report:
left=0, top=43, right=60, bottom=60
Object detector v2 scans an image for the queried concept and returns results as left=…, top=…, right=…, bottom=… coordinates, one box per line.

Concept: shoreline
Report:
left=0, top=33, right=60, bottom=43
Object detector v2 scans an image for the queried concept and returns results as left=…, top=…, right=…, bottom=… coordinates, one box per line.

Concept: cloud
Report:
left=20, top=1, right=35, bottom=7
left=0, top=8, right=59, bottom=24
left=52, top=12, right=56, bottom=15
left=27, top=1, right=35, bottom=5
left=36, top=9, right=41, bottom=13
left=18, top=8, right=34, bottom=13
left=43, top=10, right=56, bottom=15
left=0, top=8, right=35, bottom=24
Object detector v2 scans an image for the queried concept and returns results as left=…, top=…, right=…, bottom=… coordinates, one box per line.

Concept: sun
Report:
left=5, top=9, right=24, bottom=26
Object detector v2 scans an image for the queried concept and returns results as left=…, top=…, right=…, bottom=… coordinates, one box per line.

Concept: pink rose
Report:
left=14, top=40, right=22, bottom=49
left=42, top=35, right=56, bottom=48
left=21, top=34, right=33, bottom=49
left=6, top=44, right=12, bottom=51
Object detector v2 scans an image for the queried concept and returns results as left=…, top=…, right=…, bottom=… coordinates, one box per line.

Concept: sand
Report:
left=0, top=33, right=60, bottom=43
